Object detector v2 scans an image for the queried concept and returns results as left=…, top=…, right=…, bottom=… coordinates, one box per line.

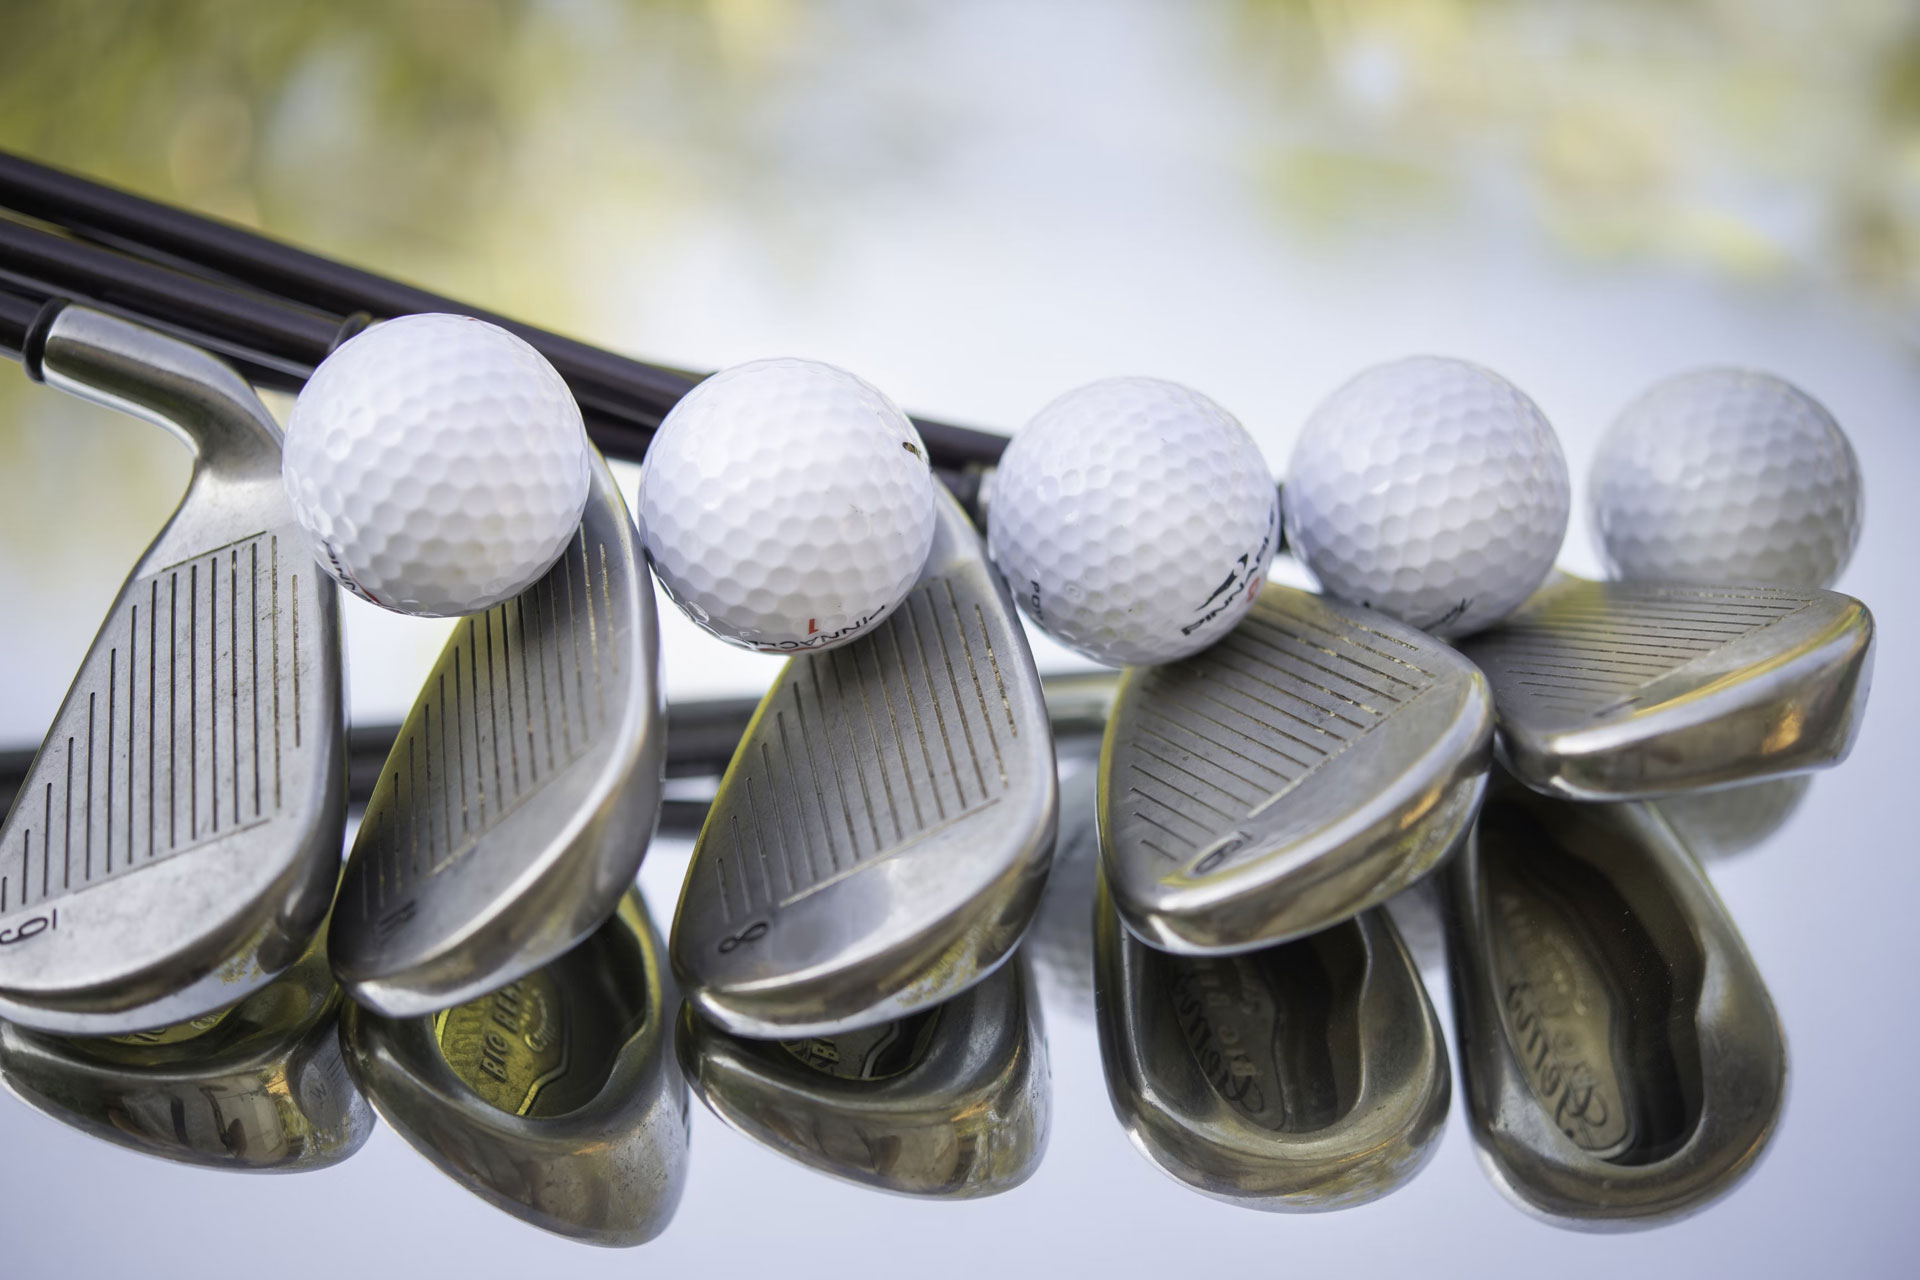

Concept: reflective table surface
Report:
left=1, top=3, right=1915, bottom=1274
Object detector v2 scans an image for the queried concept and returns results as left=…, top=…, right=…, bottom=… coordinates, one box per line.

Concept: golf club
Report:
left=1457, top=574, right=1874, bottom=800
left=0, top=304, right=345, bottom=1036
left=1444, top=769, right=1787, bottom=1229
left=340, top=887, right=689, bottom=1246
left=0, top=921, right=372, bottom=1173
left=672, top=482, right=1058, bottom=1038
left=1099, top=582, right=1492, bottom=954
left=1093, top=870, right=1450, bottom=1210
left=676, top=955, right=1048, bottom=1198
left=330, top=446, right=665, bottom=1017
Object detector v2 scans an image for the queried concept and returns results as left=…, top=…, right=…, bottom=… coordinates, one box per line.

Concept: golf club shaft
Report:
left=0, top=150, right=1009, bottom=471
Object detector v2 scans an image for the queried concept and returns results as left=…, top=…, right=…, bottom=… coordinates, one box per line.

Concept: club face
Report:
left=0, top=309, right=344, bottom=1034
left=330, top=451, right=663, bottom=1017
left=1443, top=772, right=1786, bottom=1229
left=0, top=930, right=373, bottom=1173
left=1100, top=582, right=1491, bottom=954
left=341, top=888, right=688, bottom=1246
left=1458, top=576, right=1875, bottom=800
left=672, top=483, right=1057, bottom=1039
left=1094, top=872, right=1450, bottom=1211
left=676, top=956, right=1049, bottom=1198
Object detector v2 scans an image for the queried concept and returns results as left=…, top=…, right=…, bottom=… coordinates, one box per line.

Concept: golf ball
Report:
left=283, top=313, right=591, bottom=617
left=988, top=378, right=1278, bottom=667
left=639, top=358, right=936, bottom=653
left=1590, top=369, right=1863, bottom=589
left=1284, top=357, right=1570, bottom=639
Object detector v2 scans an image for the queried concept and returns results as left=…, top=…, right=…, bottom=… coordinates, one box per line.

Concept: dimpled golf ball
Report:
left=1591, top=369, right=1863, bottom=588
left=1283, top=357, right=1570, bottom=639
left=639, top=358, right=936, bottom=653
left=283, top=313, right=591, bottom=617
left=988, top=378, right=1278, bottom=667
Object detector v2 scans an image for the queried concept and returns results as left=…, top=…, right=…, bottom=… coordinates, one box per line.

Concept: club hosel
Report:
left=35, top=306, right=284, bottom=478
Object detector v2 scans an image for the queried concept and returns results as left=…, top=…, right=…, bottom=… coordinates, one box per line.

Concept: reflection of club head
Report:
left=0, top=925, right=370, bottom=1172
left=1459, top=576, right=1873, bottom=800
left=1094, top=871, right=1449, bottom=1210
left=1653, top=776, right=1812, bottom=863
left=676, top=956, right=1048, bottom=1199
left=330, top=450, right=662, bottom=1017
left=0, top=308, right=344, bottom=1035
left=673, top=483, right=1057, bottom=1038
left=341, top=889, right=687, bottom=1246
left=1444, top=772, right=1786, bottom=1229
left=1023, top=762, right=1100, bottom=1024
left=1100, top=582, right=1490, bottom=954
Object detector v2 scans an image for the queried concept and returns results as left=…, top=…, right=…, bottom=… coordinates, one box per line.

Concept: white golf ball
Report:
left=283, top=313, right=591, bottom=617
left=638, top=358, right=936, bottom=653
left=987, top=378, right=1278, bottom=667
left=1591, top=369, right=1863, bottom=589
left=1283, top=357, right=1570, bottom=639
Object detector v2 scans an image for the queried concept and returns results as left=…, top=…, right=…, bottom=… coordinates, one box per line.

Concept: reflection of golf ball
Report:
left=1591, top=369, right=1863, bottom=589
left=1654, top=776, right=1811, bottom=863
left=639, top=359, right=935, bottom=653
left=1284, top=357, right=1570, bottom=639
left=284, top=314, right=591, bottom=617
left=988, top=378, right=1278, bottom=667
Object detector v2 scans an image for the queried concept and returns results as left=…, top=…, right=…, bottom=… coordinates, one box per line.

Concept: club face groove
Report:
left=1100, top=583, right=1491, bottom=954
left=0, top=309, right=344, bottom=1035
left=673, top=483, right=1057, bottom=1039
left=1094, top=874, right=1450, bottom=1211
left=331, top=451, right=663, bottom=1017
left=1459, top=576, right=1875, bottom=799
left=676, top=957, right=1050, bottom=1198
left=1444, top=773, right=1786, bottom=1228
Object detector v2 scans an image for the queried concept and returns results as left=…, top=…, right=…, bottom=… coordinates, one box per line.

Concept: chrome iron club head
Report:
left=341, top=887, right=688, bottom=1246
left=1094, top=871, right=1450, bottom=1210
left=672, top=482, right=1057, bottom=1039
left=1100, top=582, right=1491, bottom=955
left=0, top=924, right=371, bottom=1172
left=330, top=449, right=663, bottom=1016
left=0, top=307, right=344, bottom=1034
left=1457, top=575, right=1874, bottom=800
left=677, top=955, right=1048, bottom=1198
left=1444, top=771, right=1787, bottom=1229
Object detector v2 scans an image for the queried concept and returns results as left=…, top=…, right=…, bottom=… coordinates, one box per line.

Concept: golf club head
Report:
left=676, top=956, right=1049, bottom=1198
left=1444, top=771, right=1787, bottom=1230
left=330, top=449, right=663, bottom=1016
left=0, top=307, right=345, bottom=1035
left=341, top=888, right=689, bottom=1246
left=1100, top=582, right=1491, bottom=954
left=1094, top=871, right=1450, bottom=1211
left=672, top=482, right=1058, bottom=1039
left=0, top=922, right=371, bottom=1172
left=1458, top=575, right=1874, bottom=800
